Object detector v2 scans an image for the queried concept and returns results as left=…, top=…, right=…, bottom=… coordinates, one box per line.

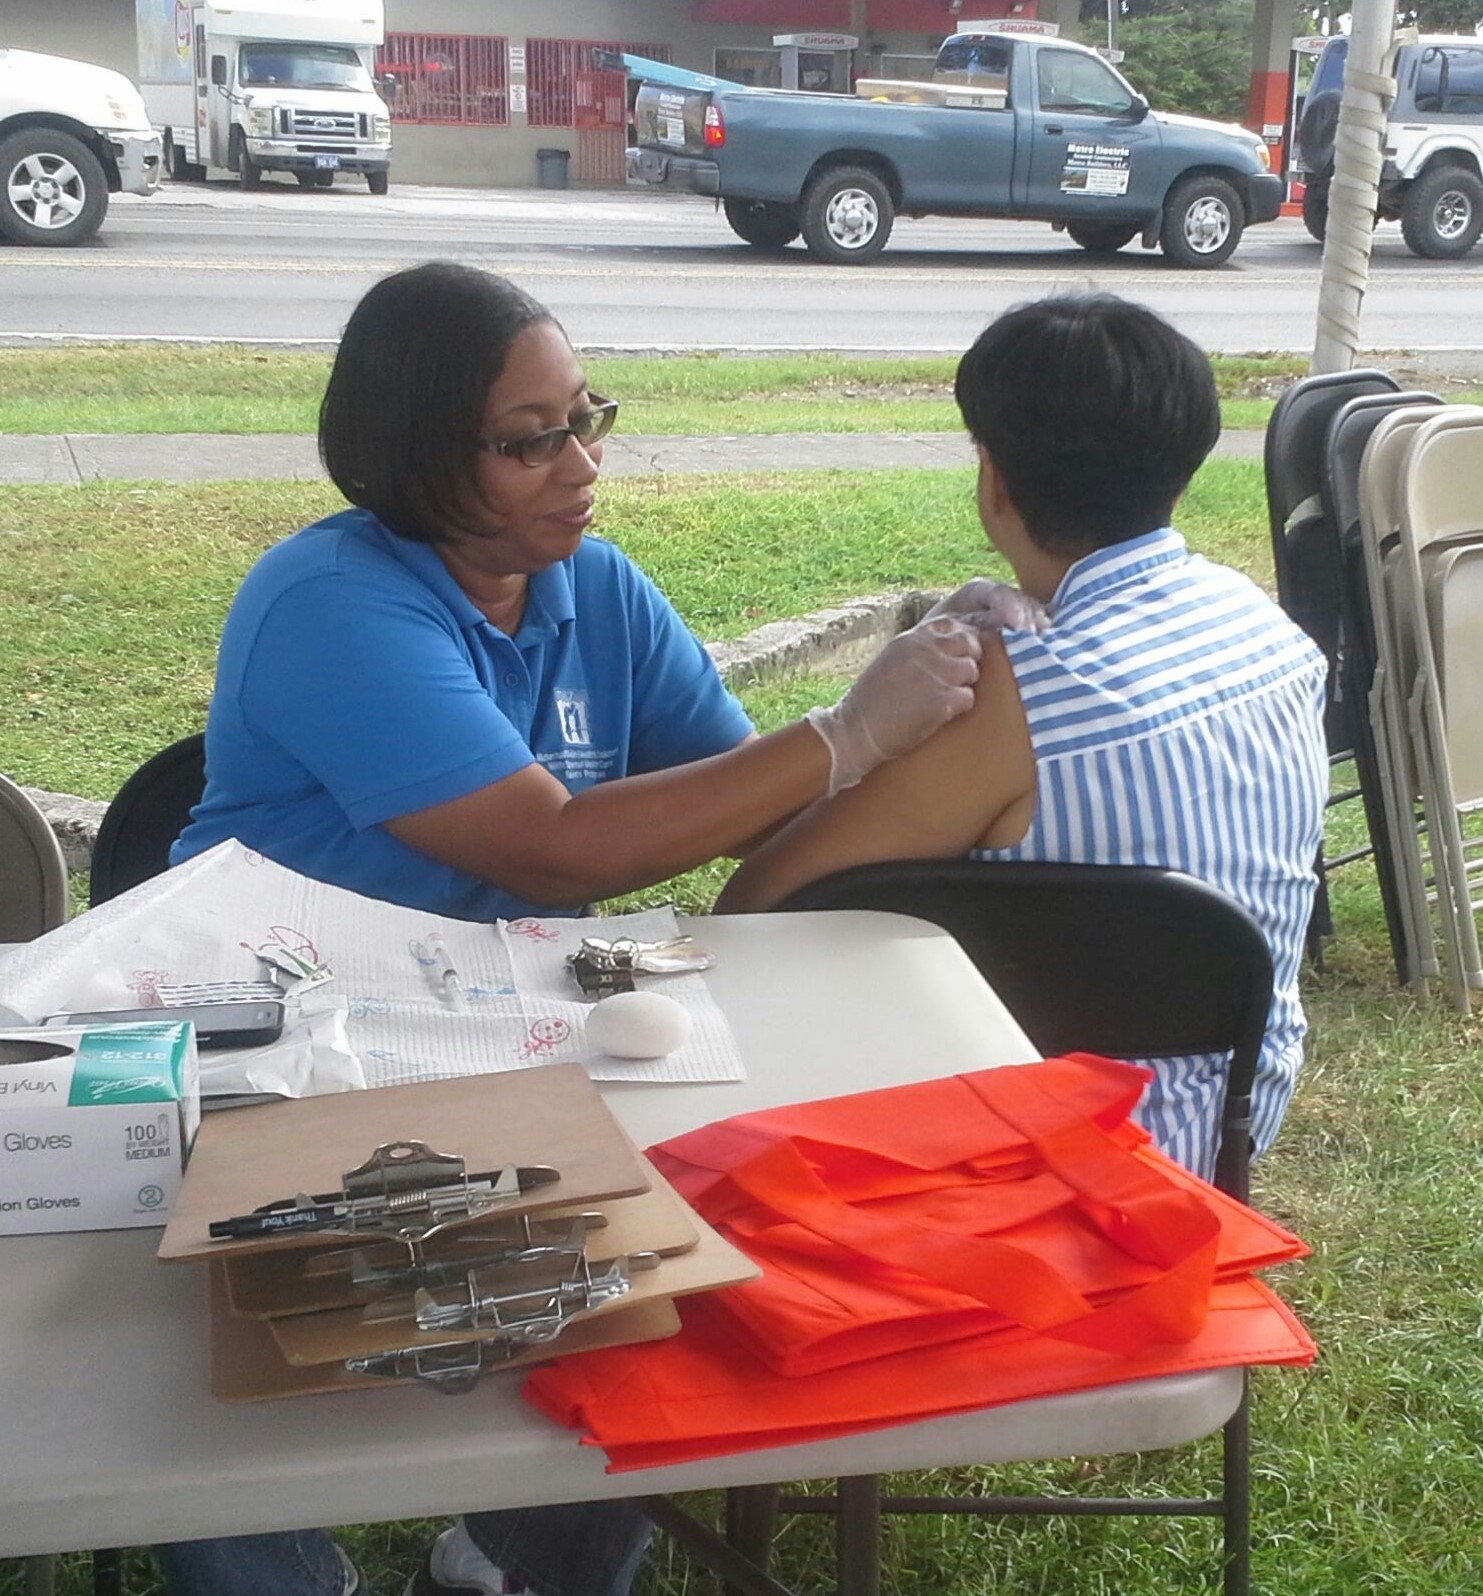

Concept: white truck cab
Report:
left=141, top=0, right=391, bottom=193
left=0, top=47, right=161, bottom=245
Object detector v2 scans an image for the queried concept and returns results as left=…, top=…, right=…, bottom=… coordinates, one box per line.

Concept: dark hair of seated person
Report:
left=319, top=261, right=552, bottom=544
left=954, top=293, right=1221, bottom=556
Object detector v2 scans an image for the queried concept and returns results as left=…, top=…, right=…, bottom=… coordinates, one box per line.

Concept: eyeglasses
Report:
left=478, top=398, right=619, bottom=467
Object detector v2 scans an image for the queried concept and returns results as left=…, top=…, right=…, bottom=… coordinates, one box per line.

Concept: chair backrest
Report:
left=1265, top=368, right=1400, bottom=536
left=89, top=734, right=207, bottom=908
left=1398, top=406, right=1483, bottom=553
left=0, top=773, right=68, bottom=941
left=1324, top=392, right=1444, bottom=563
left=777, top=858, right=1274, bottom=1202
left=1264, top=370, right=1400, bottom=755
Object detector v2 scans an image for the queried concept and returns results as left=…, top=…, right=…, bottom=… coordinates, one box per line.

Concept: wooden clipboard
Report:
left=161, top=1064, right=649, bottom=1263
left=209, top=1264, right=683, bottom=1403
left=268, top=1206, right=757, bottom=1367
left=222, top=1157, right=704, bottom=1319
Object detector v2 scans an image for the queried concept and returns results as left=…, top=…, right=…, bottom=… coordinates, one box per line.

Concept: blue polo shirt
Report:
left=172, top=508, right=753, bottom=920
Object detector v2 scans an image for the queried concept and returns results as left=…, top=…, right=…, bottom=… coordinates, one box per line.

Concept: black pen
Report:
left=207, top=1164, right=561, bottom=1241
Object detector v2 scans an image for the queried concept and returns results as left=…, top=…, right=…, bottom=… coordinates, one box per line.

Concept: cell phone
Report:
left=41, top=1000, right=286, bottom=1051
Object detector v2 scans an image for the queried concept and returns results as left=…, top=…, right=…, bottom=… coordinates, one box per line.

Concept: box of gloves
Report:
left=0, top=1022, right=200, bottom=1234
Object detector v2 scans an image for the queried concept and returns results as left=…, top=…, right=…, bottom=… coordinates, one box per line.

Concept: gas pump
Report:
left=772, top=32, right=858, bottom=94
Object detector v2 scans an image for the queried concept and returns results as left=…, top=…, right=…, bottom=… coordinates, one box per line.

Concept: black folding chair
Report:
left=707, top=858, right=1274, bottom=1596
left=1264, top=369, right=1400, bottom=954
left=89, top=734, right=207, bottom=907
left=1321, top=391, right=1445, bottom=983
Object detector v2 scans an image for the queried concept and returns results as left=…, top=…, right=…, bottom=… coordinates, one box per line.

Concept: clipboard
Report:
left=208, top=1264, right=684, bottom=1402
left=268, top=1202, right=756, bottom=1368
left=161, top=1064, right=649, bottom=1262
left=222, top=1157, right=704, bottom=1319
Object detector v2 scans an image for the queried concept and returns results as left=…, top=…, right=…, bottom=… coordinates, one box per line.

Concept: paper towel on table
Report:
left=0, top=841, right=745, bottom=1093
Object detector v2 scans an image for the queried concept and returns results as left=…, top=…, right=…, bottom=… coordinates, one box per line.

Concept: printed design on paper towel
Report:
left=519, top=1017, right=572, bottom=1060
left=349, top=996, right=392, bottom=1019
left=507, top=919, right=559, bottom=943
left=129, top=969, right=168, bottom=1008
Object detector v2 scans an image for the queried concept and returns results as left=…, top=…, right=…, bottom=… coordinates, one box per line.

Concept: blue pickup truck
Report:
left=623, top=27, right=1281, bottom=268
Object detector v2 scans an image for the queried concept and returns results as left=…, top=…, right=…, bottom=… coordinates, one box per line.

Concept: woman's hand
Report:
left=805, top=615, right=983, bottom=796
left=925, top=578, right=1048, bottom=635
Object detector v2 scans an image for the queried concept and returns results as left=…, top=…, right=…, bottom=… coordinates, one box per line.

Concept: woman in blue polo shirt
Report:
left=162, top=263, right=982, bottom=1596
left=173, top=261, right=979, bottom=925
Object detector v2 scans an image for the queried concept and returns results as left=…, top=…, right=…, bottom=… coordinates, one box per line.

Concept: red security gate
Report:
left=528, top=38, right=670, bottom=185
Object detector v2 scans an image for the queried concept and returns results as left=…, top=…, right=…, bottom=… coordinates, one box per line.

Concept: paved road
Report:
left=2, top=180, right=1479, bottom=354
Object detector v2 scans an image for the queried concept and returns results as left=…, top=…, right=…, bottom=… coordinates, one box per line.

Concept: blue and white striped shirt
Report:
left=974, top=527, right=1328, bottom=1179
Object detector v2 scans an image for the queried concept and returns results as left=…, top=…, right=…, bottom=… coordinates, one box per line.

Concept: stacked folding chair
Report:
left=1356, top=406, right=1483, bottom=1009
left=1264, top=370, right=1401, bottom=959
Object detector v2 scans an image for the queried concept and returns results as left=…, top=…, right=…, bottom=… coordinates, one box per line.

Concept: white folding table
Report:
left=0, top=911, right=1241, bottom=1562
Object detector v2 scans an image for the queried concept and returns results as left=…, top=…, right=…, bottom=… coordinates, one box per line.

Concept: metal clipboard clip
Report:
left=302, top=1211, right=610, bottom=1294
left=367, top=1249, right=660, bottom=1344
left=342, top=1335, right=521, bottom=1395
left=566, top=935, right=715, bottom=999
left=207, top=1140, right=561, bottom=1243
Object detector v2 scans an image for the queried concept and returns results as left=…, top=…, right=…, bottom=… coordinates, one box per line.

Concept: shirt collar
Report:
left=1050, top=527, right=1188, bottom=615
left=376, top=517, right=578, bottom=643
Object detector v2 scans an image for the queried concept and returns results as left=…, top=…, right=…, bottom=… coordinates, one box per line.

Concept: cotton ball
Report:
left=584, top=990, right=692, bottom=1060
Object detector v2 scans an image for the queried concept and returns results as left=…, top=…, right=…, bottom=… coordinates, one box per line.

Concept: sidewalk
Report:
left=0, top=429, right=1263, bottom=486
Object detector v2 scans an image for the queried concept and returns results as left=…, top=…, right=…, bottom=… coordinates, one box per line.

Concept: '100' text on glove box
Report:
left=0, top=1022, right=200, bottom=1234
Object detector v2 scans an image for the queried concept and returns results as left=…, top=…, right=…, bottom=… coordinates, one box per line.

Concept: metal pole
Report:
left=1106, top=0, right=1115, bottom=56
left=1310, top=0, right=1397, bottom=373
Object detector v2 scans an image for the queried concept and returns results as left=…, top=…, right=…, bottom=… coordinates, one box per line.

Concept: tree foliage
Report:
left=1080, top=0, right=1256, bottom=124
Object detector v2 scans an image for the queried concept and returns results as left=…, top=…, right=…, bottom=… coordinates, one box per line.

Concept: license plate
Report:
left=314, top=154, right=340, bottom=170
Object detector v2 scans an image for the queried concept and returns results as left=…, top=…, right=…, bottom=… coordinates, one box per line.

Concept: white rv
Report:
left=0, top=47, right=160, bottom=245
left=139, top=0, right=391, bottom=192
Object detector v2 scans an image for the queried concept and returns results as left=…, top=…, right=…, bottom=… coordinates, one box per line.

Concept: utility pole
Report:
left=1311, top=0, right=1397, bottom=371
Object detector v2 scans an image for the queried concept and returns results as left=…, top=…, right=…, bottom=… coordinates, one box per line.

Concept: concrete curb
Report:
left=28, top=590, right=936, bottom=874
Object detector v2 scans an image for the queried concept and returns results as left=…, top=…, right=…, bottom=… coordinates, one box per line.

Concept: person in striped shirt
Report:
left=719, top=294, right=1328, bottom=1180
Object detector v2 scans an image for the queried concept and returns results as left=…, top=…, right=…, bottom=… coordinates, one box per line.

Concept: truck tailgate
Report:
left=635, top=83, right=710, bottom=157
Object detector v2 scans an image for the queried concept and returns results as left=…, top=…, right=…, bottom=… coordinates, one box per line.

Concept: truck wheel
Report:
left=800, top=166, right=894, bottom=264
left=723, top=198, right=800, bottom=250
left=231, top=131, right=263, bottom=191
left=166, top=136, right=189, bottom=181
left=367, top=171, right=389, bottom=195
left=1065, top=222, right=1137, bottom=255
left=1301, top=171, right=1329, bottom=243
left=1160, top=175, right=1243, bottom=268
left=0, top=128, right=108, bottom=247
left=1401, top=165, right=1483, bottom=259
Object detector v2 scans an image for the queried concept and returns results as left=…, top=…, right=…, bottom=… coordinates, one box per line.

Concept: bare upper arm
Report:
left=715, top=634, right=1036, bottom=912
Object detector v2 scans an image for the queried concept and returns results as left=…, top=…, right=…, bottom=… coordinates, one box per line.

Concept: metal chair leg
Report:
left=836, top=1475, right=881, bottom=1596
left=1222, top=1375, right=1251, bottom=1596
left=726, top=1486, right=781, bottom=1596
left=24, top=1556, right=56, bottom=1596
left=92, top=1549, right=124, bottom=1596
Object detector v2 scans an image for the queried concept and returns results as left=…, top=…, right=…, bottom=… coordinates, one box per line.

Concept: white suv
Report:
left=1297, top=33, right=1483, bottom=259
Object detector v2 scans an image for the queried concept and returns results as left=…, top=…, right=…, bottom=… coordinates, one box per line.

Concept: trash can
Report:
left=536, top=147, right=571, bottom=190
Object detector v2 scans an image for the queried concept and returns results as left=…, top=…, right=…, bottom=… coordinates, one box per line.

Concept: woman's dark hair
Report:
left=954, top=294, right=1220, bottom=555
left=319, top=262, right=553, bottom=542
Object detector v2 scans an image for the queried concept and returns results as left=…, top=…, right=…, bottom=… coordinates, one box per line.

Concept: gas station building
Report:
left=5, top=0, right=1304, bottom=189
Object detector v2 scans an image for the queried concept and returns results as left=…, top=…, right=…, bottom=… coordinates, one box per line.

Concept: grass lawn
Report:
left=0, top=459, right=1265, bottom=803
left=2, top=458, right=1482, bottom=1594
left=0, top=346, right=1314, bottom=437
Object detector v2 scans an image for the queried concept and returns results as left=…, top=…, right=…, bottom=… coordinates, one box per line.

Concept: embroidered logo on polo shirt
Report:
left=555, top=689, right=592, bottom=746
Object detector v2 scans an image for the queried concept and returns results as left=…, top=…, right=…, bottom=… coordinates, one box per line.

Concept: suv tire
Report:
left=1066, top=222, right=1137, bottom=254
left=1160, top=174, right=1244, bottom=268
left=0, top=127, right=108, bottom=247
left=723, top=198, right=800, bottom=250
left=800, top=166, right=894, bottom=264
left=1401, top=165, right=1483, bottom=259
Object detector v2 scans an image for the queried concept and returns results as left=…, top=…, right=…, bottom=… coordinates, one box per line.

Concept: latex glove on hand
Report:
left=925, top=578, right=1048, bottom=635
left=804, top=616, right=982, bottom=796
